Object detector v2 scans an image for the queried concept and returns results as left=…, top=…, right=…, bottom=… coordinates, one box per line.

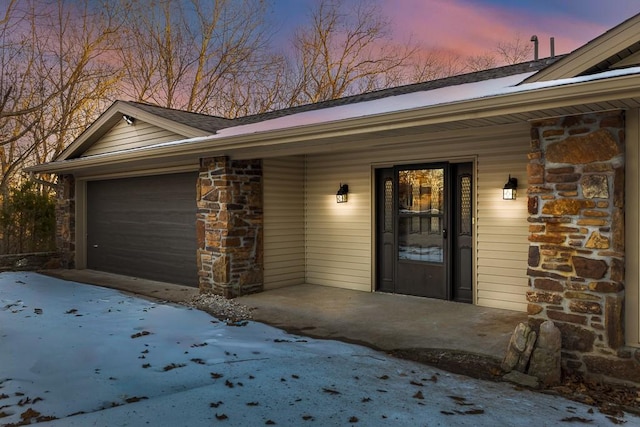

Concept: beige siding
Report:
left=476, top=152, right=530, bottom=311
left=303, top=124, right=531, bottom=311
left=82, top=121, right=185, bottom=157
left=263, top=156, right=305, bottom=289
left=305, top=157, right=372, bottom=291
left=626, top=108, right=640, bottom=347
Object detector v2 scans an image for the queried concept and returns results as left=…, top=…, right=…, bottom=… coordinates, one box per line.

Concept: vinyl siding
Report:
left=476, top=153, right=529, bottom=311
left=263, top=156, right=306, bottom=289
left=305, top=158, right=372, bottom=291
left=626, top=108, right=640, bottom=347
left=82, top=120, right=185, bottom=157
left=303, top=123, right=530, bottom=311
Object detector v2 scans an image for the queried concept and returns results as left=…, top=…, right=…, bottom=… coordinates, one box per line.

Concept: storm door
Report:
left=376, top=163, right=472, bottom=301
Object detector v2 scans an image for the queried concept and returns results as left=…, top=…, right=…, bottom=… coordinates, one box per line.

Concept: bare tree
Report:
left=465, top=34, right=534, bottom=72
left=408, top=48, right=466, bottom=82
left=29, top=0, right=123, bottom=168
left=115, top=0, right=279, bottom=116
left=496, top=34, right=535, bottom=64
left=465, top=52, right=498, bottom=72
left=0, top=0, right=122, bottom=194
left=286, top=0, right=417, bottom=105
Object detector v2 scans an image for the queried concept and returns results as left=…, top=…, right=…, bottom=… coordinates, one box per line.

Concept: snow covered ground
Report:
left=1, top=272, right=636, bottom=426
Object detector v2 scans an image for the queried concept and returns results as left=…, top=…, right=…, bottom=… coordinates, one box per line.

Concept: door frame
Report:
left=372, top=158, right=477, bottom=303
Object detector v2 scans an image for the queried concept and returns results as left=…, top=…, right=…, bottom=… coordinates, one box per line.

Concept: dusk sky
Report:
left=271, top=0, right=640, bottom=59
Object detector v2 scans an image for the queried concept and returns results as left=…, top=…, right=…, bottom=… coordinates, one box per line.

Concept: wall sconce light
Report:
left=123, top=114, right=136, bottom=125
left=336, top=183, right=349, bottom=203
left=503, top=175, right=518, bottom=200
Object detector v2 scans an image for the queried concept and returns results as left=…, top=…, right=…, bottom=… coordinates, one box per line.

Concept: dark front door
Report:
left=376, top=162, right=472, bottom=301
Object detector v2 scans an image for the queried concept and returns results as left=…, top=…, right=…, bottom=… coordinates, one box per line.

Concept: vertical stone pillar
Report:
left=196, top=156, right=263, bottom=297
left=56, top=174, right=75, bottom=268
left=527, top=111, right=626, bottom=377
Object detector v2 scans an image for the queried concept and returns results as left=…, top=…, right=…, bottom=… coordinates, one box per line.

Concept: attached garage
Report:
left=86, top=172, right=198, bottom=286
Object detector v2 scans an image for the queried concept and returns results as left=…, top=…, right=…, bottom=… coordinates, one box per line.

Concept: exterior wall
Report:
left=526, top=111, right=638, bottom=383
left=305, top=155, right=372, bottom=291
left=55, top=174, right=75, bottom=268
left=477, top=152, right=530, bottom=311
left=263, top=156, right=305, bottom=289
left=81, top=121, right=185, bottom=157
left=626, top=108, right=640, bottom=348
left=304, top=124, right=531, bottom=310
left=196, top=157, right=263, bottom=297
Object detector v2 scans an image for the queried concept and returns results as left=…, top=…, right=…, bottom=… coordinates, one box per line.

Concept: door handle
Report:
left=442, top=228, right=447, bottom=239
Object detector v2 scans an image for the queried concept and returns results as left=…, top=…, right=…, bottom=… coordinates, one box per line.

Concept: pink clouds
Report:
left=380, top=0, right=621, bottom=59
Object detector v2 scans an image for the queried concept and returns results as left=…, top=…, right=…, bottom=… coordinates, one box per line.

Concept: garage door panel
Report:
left=87, top=172, right=198, bottom=287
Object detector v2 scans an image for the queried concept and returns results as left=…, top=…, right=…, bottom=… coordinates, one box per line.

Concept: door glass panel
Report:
left=459, top=175, right=472, bottom=236
left=398, top=168, right=444, bottom=263
left=384, top=178, right=393, bottom=232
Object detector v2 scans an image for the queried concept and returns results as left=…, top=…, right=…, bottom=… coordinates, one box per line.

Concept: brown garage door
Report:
left=87, top=172, right=198, bottom=287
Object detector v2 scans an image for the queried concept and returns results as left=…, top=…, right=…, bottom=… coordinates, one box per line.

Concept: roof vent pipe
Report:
left=530, top=35, right=539, bottom=60
left=550, top=37, right=555, bottom=58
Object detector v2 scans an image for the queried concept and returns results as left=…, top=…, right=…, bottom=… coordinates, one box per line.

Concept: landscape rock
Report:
left=528, top=320, right=561, bottom=386
left=502, top=323, right=537, bottom=373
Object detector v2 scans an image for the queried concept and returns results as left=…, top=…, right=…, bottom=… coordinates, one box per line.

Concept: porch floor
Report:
left=42, top=269, right=527, bottom=376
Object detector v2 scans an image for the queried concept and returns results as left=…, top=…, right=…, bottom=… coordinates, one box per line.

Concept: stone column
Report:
left=56, top=174, right=75, bottom=268
left=196, top=156, right=263, bottom=297
left=527, top=111, right=628, bottom=379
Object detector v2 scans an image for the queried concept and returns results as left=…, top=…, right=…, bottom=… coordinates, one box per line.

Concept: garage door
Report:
left=87, top=172, right=198, bottom=286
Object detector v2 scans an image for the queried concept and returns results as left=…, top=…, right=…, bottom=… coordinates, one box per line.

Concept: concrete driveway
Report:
left=45, top=269, right=527, bottom=378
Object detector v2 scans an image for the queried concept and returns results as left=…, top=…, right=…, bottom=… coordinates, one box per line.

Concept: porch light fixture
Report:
left=122, top=114, right=135, bottom=125
left=336, top=183, right=349, bottom=203
left=503, top=175, right=518, bottom=200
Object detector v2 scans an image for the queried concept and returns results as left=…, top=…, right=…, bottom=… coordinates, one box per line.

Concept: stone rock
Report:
left=542, top=199, right=595, bottom=216
left=502, top=323, right=537, bottom=373
left=581, top=175, right=609, bottom=199
left=606, top=296, right=624, bottom=349
left=503, top=370, right=540, bottom=389
left=528, top=246, right=540, bottom=267
left=545, top=129, right=620, bottom=164
left=555, top=322, right=595, bottom=352
left=585, top=232, right=609, bottom=249
left=528, top=320, right=561, bottom=386
left=573, top=256, right=608, bottom=279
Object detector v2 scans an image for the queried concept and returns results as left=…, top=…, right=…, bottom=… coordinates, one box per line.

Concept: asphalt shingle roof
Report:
left=122, top=58, right=563, bottom=131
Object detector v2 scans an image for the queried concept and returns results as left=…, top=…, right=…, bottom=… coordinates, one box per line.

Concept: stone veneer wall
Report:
left=55, top=174, right=75, bottom=268
left=197, top=157, right=263, bottom=297
left=526, top=111, right=640, bottom=383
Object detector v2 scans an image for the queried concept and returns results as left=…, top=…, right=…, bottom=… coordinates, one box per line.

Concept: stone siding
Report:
left=196, top=157, right=263, bottom=297
left=527, top=111, right=639, bottom=383
left=55, top=174, right=75, bottom=268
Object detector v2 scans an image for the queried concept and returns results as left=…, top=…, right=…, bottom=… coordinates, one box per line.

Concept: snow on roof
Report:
left=55, top=65, right=640, bottom=163
left=216, top=72, right=536, bottom=136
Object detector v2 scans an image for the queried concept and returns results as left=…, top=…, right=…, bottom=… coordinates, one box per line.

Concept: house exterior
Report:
left=27, top=14, right=640, bottom=383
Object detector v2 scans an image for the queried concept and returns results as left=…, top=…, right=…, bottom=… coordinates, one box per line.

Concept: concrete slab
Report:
left=43, top=269, right=200, bottom=303
left=237, top=284, right=527, bottom=358
left=40, top=269, right=528, bottom=378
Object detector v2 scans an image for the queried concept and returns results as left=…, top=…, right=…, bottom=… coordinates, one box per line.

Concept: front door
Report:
left=376, top=162, right=472, bottom=301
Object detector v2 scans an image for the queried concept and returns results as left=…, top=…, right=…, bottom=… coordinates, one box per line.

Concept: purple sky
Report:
left=271, top=0, right=639, bottom=58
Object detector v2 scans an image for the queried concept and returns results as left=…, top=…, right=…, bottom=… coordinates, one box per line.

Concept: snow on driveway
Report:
left=0, top=272, right=635, bottom=426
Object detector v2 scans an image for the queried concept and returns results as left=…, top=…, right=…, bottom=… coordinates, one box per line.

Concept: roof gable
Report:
left=58, top=101, right=234, bottom=160
left=524, top=13, right=640, bottom=83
